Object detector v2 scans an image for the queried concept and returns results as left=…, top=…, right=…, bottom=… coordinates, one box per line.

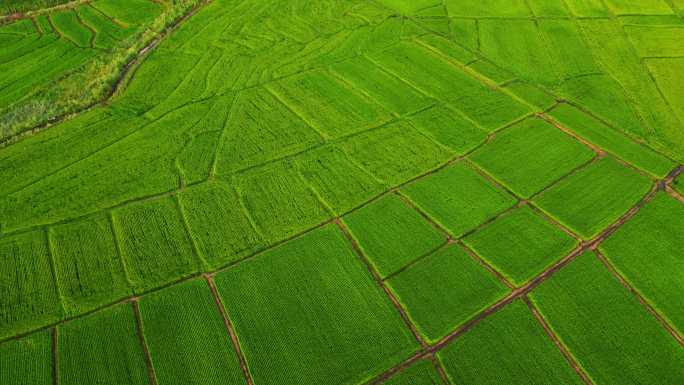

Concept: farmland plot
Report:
left=383, top=359, right=443, bottom=385
left=0, top=331, right=52, bottom=385
left=215, top=225, right=419, bottom=385
left=342, top=194, right=446, bottom=278
left=386, top=244, right=510, bottom=342
left=49, top=213, right=131, bottom=314
left=438, top=300, right=583, bottom=384
left=530, top=252, right=684, bottom=384
left=138, top=280, right=246, bottom=385
left=111, top=196, right=202, bottom=292
left=533, top=157, right=653, bottom=239
left=470, top=117, right=596, bottom=198
left=58, top=304, right=150, bottom=385
left=401, top=162, right=517, bottom=238
left=600, top=193, right=684, bottom=334
left=1, top=0, right=684, bottom=383
left=0, top=231, right=62, bottom=339
left=463, top=206, right=578, bottom=286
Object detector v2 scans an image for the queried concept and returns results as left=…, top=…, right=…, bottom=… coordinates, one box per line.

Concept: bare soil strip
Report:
left=205, top=275, right=255, bottom=385
left=522, top=296, right=595, bottom=385
left=132, top=300, right=159, bottom=385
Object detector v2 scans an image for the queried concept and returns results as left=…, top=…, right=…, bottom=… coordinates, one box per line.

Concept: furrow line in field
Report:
left=205, top=275, right=255, bottom=385
left=336, top=219, right=429, bottom=349
left=522, top=296, right=595, bottom=385
left=594, top=251, right=684, bottom=347
left=131, top=300, right=159, bottom=385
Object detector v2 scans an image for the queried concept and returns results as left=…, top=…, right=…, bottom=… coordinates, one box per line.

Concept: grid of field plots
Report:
left=1, top=0, right=684, bottom=384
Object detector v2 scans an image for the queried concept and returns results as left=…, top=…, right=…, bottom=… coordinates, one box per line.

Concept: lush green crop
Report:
left=339, top=121, right=452, bottom=186
left=463, top=206, right=578, bottom=286
left=295, top=145, right=385, bottom=215
left=178, top=182, right=262, bottom=270
left=438, top=299, right=583, bottom=384
left=470, top=117, right=595, bottom=198
left=387, top=244, right=509, bottom=342
left=407, top=105, right=488, bottom=155
left=549, top=104, right=676, bottom=178
left=0, top=231, right=61, bottom=339
left=402, top=162, right=517, bottom=238
left=384, top=359, right=443, bottom=385
left=58, top=304, right=150, bottom=385
left=51, top=10, right=93, bottom=48
left=268, top=69, right=392, bottom=139
left=111, top=196, right=202, bottom=292
left=530, top=251, right=684, bottom=385
left=600, top=193, right=684, bottom=334
left=533, top=157, right=653, bottom=239
left=235, top=160, right=331, bottom=243
left=50, top=213, right=131, bottom=315
left=0, top=331, right=52, bottom=385
left=343, top=194, right=446, bottom=278
left=139, top=279, right=246, bottom=385
left=215, top=225, right=419, bottom=384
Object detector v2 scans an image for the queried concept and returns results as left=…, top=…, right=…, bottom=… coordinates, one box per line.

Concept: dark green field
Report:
left=1, top=0, right=683, bottom=384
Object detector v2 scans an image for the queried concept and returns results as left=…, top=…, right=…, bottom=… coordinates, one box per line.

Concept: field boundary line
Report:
left=52, top=327, right=59, bottom=385
left=131, top=300, right=159, bottom=385
left=336, top=219, right=428, bottom=349
left=205, top=275, right=254, bottom=385
left=523, top=296, right=595, bottom=385
left=594, top=250, right=684, bottom=347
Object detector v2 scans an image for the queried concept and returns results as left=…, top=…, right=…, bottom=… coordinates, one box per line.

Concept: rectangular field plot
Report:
left=387, top=244, right=509, bottom=342
left=445, top=0, right=531, bottom=17
left=339, top=121, right=451, bottom=186
left=438, top=299, right=583, bottom=385
left=215, top=225, right=418, bottom=385
left=401, top=162, right=517, bottom=238
left=533, top=157, right=653, bottom=239
left=330, top=56, right=433, bottom=116
left=376, top=0, right=441, bottom=15
left=368, top=41, right=530, bottom=131
left=111, top=196, right=202, bottom=292
left=178, top=182, right=263, bottom=269
left=215, top=87, right=322, bottom=174
left=90, top=0, right=161, bottom=26
left=58, top=304, right=150, bottom=385
left=407, top=105, right=488, bottom=155
left=51, top=10, right=93, bottom=48
left=295, top=145, right=385, bottom=215
left=646, top=58, right=684, bottom=128
left=478, top=19, right=559, bottom=86
left=384, top=359, right=443, bottom=385
left=77, top=5, right=133, bottom=50
left=604, top=0, right=672, bottom=15
left=0, top=231, right=62, bottom=339
left=464, top=206, right=578, bottom=286
left=564, top=0, right=609, bottom=17
left=549, top=104, right=675, bottom=178
left=527, top=0, right=571, bottom=16
left=267, top=69, right=392, bottom=138
left=50, top=214, right=132, bottom=315
left=503, top=81, right=557, bottom=111
left=138, top=279, right=246, bottom=385
left=529, top=252, right=684, bottom=385
left=625, top=26, right=684, bottom=58
left=235, top=161, right=331, bottom=243
left=0, top=331, right=52, bottom=385
left=470, top=117, right=595, bottom=198
left=600, top=193, right=684, bottom=334
left=342, top=194, right=446, bottom=278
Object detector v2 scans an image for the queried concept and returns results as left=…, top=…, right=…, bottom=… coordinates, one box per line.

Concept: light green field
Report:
left=1, top=0, right=683, bottom=384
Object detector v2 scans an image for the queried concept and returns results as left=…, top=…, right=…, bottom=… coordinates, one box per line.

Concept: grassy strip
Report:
left=0, top=0, right=204, bottom=144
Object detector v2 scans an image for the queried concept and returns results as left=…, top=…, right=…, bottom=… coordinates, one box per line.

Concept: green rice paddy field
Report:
left=1, top=0, right=683, bottom=384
